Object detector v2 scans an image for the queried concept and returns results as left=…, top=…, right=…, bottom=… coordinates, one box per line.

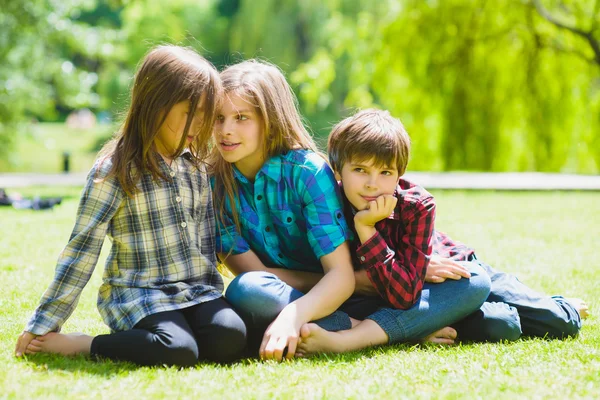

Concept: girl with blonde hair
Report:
left=210, top=60, right=355, bottom=361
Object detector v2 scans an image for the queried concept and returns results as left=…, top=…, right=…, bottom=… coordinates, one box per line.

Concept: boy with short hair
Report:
left=296, top=109, right=588, bottom=355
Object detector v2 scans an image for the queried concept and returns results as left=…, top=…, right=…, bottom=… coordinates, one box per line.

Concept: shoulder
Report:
left=396, top=178, right=435, bottom=211
left=283, top=149, right=332, bottom=176
left=88, top=155, right=115, bottom=181
left=283, top=149, right=326, bottom=167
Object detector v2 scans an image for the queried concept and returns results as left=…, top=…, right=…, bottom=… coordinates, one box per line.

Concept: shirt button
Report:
left=286, top=217, right=292, bottom=223
left=257, top=195, right=263, bottom=201
left=278, top=253, right=283, bottom=258
left=265, top=226, right=271, bottom=232
left=336, top=212, right=342, bottom=219
left=360, top=256, right=366, bottom=262
left=181, top=222, right=187, bottom=228
left=170, top=171, right=176, bottom=177
left=175, top=196, right=182, bottom=203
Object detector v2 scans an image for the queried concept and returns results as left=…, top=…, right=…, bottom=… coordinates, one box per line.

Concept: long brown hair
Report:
left=209, top=60, right=318, bottom=235
left=99, top=45, right=222, bottom=196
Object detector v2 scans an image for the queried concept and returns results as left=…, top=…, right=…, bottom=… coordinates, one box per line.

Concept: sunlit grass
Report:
left=0, top=123, right=113, bottom=173
left=1, top=189, right=598, bottom=399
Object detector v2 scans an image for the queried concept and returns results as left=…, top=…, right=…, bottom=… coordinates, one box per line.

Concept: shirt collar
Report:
left=232, top=155, right=283, bottom=184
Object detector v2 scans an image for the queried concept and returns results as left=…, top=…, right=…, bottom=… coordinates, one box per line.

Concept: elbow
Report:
left=340, top=268, right=355, bottom=297
left=388, top=287, right=421, bottom=310
left=346, top=276, right=356, bottom=297
left=389, top=297, right=416, bottom=311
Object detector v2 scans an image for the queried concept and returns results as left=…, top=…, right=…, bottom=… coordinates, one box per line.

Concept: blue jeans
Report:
left=452, top=257, right=582, bottom=342
left=225, top=262, right=491, bottom=347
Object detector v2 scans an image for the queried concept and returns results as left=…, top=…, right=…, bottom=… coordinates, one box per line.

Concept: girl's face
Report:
left=214, top=92, right=265, bottom=179
left=155, top=100, right=203, bottom=159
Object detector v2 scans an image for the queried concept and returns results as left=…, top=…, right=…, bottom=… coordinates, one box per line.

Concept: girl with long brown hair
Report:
left=15, top=45, right=246, bottom=367
left=210, top=60, right=355, bottom=361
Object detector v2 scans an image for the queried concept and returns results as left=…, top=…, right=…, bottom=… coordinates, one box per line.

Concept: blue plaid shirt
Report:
left=25, top=153, right=223, bottom=335
left=214, top=150, right=351, bottom=273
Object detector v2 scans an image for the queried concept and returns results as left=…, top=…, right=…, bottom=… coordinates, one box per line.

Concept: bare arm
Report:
left=260, top=242, right=355, bottom=360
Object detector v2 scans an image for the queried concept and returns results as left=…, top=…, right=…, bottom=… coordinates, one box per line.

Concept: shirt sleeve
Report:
left=356, top=195, right=435, bottom=309
left=297, top=154, right=352, bottom=259
left=25, top=160, right=124, bottom=335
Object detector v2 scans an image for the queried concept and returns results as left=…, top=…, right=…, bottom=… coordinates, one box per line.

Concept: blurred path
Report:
left=1, top=171, right=599, bottom=190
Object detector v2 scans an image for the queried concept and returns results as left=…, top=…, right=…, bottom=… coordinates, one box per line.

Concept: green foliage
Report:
left=0, top=0, right=121, bottom=160
left=1, top=0, right=599, bottom=172
left=294, top=0, right=600, bottom=172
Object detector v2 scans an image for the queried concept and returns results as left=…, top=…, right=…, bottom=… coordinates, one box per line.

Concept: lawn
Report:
left=1, top=188, right=598, bottom=399
left=0, top=123, right=113, bottom=173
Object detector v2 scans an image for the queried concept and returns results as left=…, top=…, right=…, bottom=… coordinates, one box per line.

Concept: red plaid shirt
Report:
left=343, top=178, right=474, bottom=310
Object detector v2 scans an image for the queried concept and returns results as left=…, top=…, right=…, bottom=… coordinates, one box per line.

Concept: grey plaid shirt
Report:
left=26, top=153, right=223, bottom=335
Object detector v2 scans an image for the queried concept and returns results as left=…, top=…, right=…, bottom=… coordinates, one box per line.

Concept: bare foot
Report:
left=422, top=326, right=457, bottom=345
left=566, top=298, right=590, bottom=319
left=30, top=332, right=93, bottom=356
left=296, top=323, right=344, bottom=356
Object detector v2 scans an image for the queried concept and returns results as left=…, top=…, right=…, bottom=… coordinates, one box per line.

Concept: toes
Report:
left=430, top=338, right=455, bottom=345
left=299, top=324, right=311, bottom=339
left=443, top=327, right=458, bottom=339
left=26, top=344, right=42, bottom=354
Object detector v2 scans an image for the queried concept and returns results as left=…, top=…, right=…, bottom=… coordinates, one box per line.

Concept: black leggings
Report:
left=90, top=297, right=247, bottom=367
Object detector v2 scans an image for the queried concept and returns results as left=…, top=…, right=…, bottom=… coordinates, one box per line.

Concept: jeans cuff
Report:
left=313, top=311, right=352, bottom=331
left=367, top=308, right=406, bottom=344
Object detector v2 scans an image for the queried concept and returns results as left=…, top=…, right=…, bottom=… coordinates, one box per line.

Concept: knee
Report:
left=463, top=262, right=492, bottom=304
left=207, top=324, right=248, bottom=363
left=225, top=271, right=289, bottom=315
left=201, top=310, right=248, bottom=363
left=480, top=302, right=522, bottom=342
left=152, top=334, right=199, bottom=367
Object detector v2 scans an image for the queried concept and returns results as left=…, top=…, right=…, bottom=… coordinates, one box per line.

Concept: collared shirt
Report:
left=345, top=178, right=475, bottom=310
left=214, top=150, right=351, bottom=272
left=25, top=153, right=223, bottom=335
left=345, top=179, right=435, bottom=309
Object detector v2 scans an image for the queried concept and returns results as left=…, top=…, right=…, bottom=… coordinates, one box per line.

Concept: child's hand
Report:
left=354, top=270, right=378, bottom=296
left=425, top=256, right=471, bottom=283
left=259, top=307, right=301, bottom=361
left=15, top=331, right=37, bottom=357
left=354, top=195, right=398, bottom=228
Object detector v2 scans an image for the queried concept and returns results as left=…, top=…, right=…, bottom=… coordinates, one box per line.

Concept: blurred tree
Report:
left=294, top=0, right=600, bottom=173
left=0, top=0, right=120, bottom=159
left=1, top=0, right=598, bottom=173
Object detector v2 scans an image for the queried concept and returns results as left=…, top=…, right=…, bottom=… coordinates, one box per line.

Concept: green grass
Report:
left=1, top=190, right=598, bottom=399
left=0, top=123, right=113, bottom=173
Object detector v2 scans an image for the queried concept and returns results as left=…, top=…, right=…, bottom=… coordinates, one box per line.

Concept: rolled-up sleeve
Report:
left=25, top=161, right=123, bottom=335
left=297, top=155, right=352, bottom=259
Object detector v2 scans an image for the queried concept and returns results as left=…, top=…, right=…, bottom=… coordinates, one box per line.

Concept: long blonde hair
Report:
left=209, top=60, right=318, bottom=235
left=99, top=45, right=222, bottom=196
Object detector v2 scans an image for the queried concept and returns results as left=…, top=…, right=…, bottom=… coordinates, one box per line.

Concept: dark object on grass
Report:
left=0, top=188, right=62, bottom=210
left=0, top=188, right=11, bottom=206
left=12, top=197, right=63, bottom=210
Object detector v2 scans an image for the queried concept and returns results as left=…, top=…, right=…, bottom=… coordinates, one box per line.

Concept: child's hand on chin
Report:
left=354, top=194, right=398, bottom=228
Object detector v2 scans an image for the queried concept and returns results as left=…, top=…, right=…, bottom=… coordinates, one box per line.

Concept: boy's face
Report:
left=335, top=158, right=399, bottom=211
